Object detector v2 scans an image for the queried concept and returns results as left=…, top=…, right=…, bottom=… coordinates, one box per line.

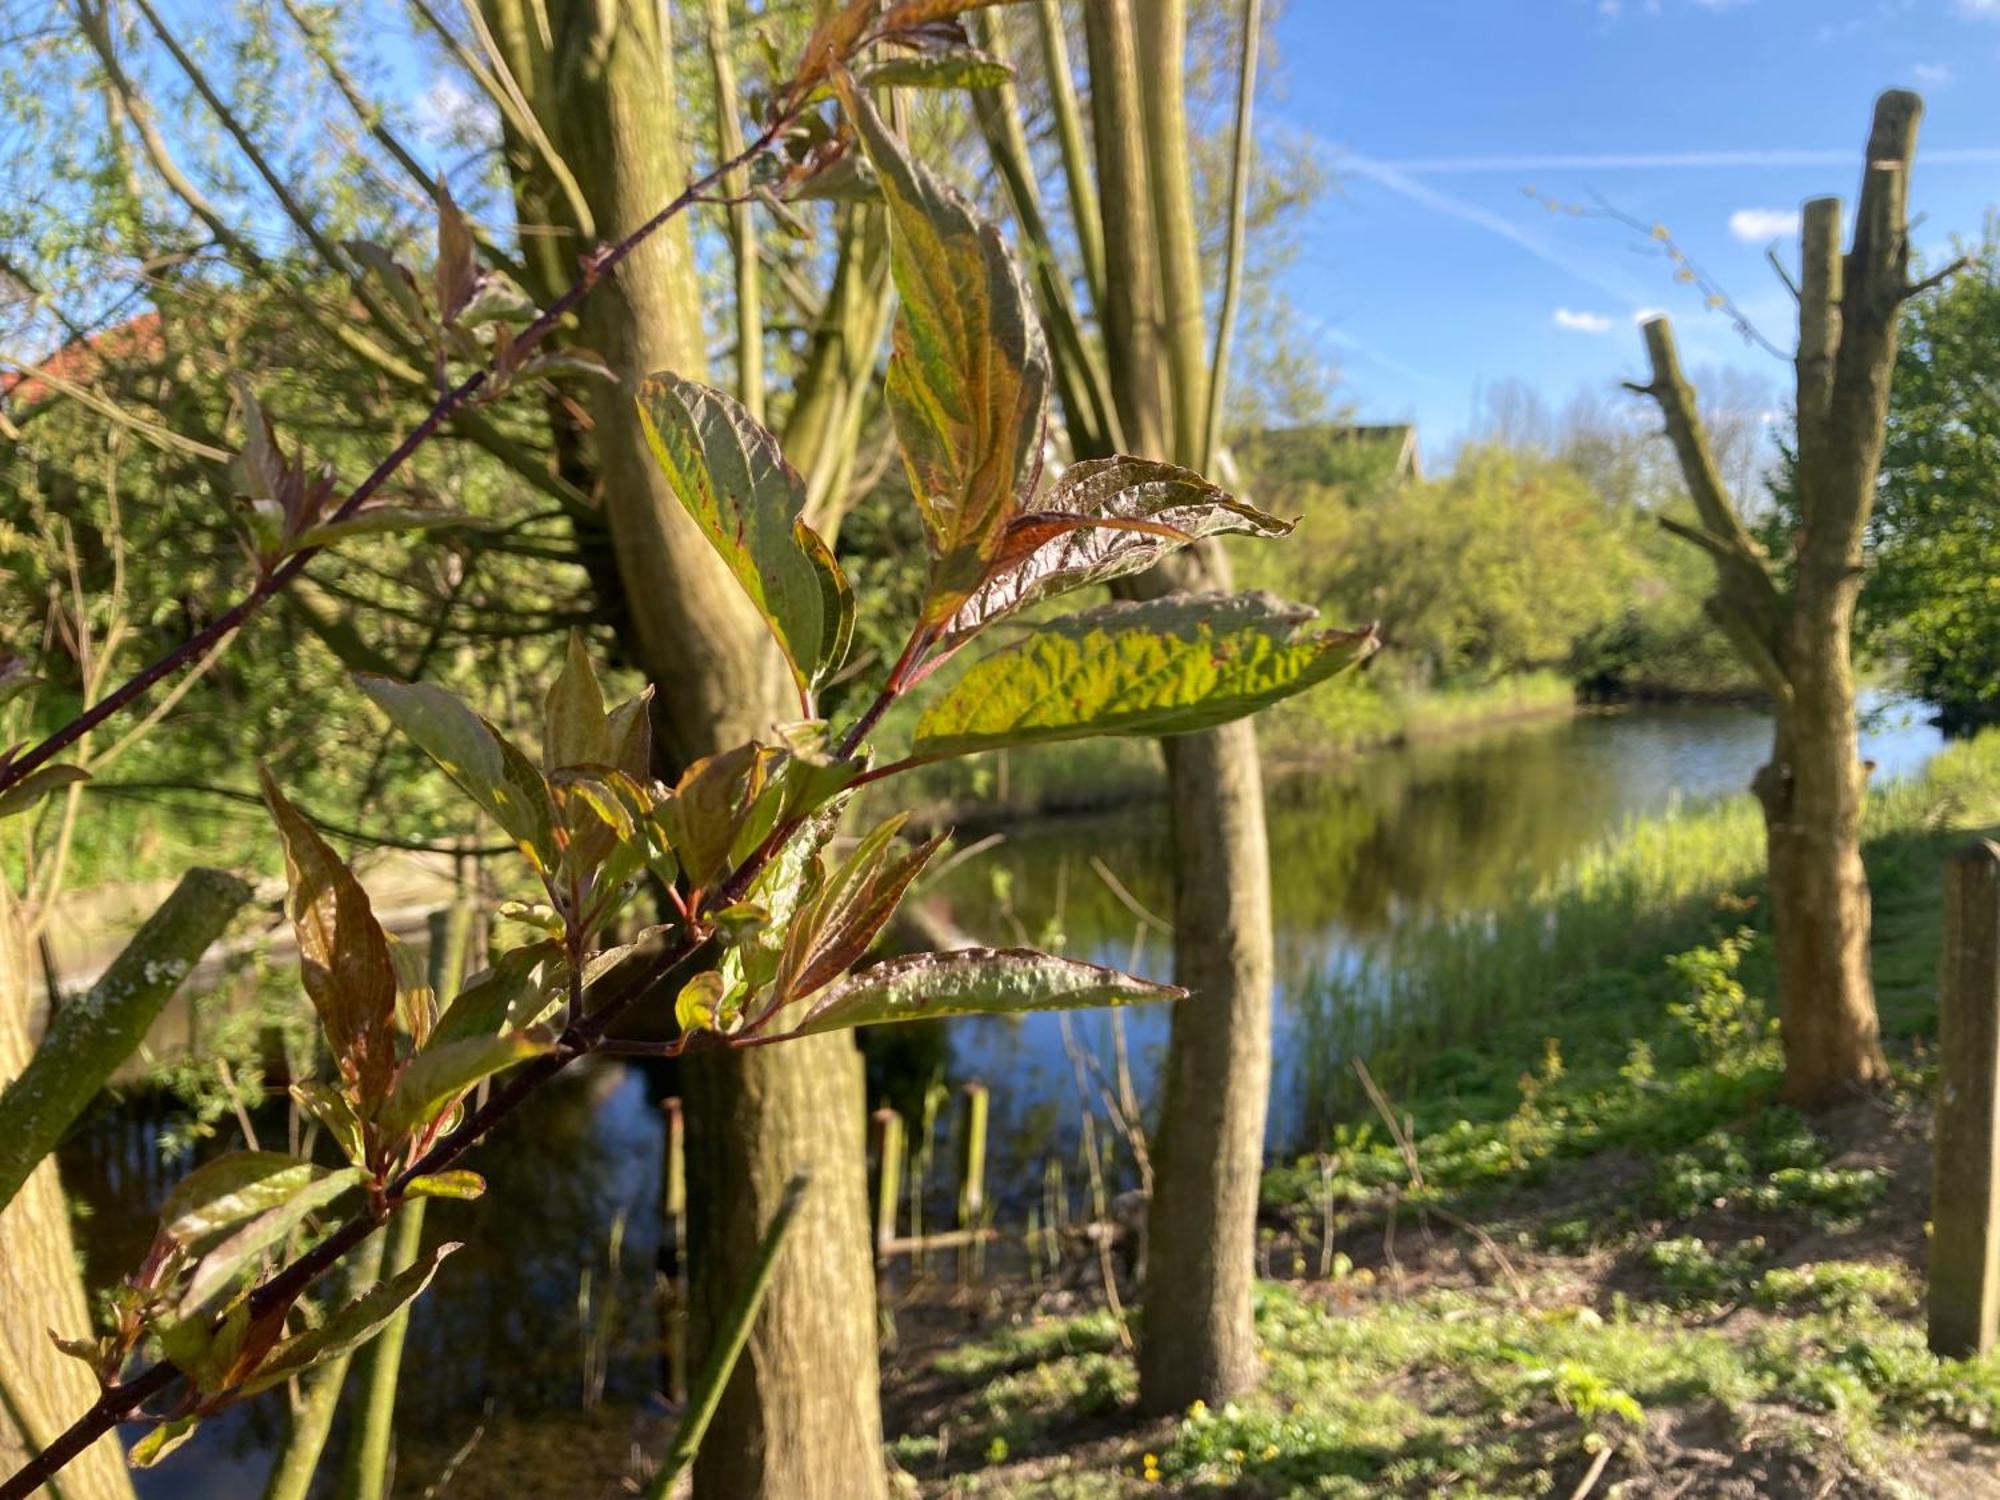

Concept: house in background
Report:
left=1221, top=421, right=1422, bottom=507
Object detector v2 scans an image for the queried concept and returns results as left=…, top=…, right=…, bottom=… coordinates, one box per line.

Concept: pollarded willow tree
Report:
left=0, top=12, right=1377, bottom=1496
left=1631, top=89, right=1962, bottom=1106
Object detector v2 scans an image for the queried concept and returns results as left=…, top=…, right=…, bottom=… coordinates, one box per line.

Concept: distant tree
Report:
left=1320, top=444, right=1633, bottom=683
left=1632, top=90, right=1962, bottom=1106
left=1862, top=223, right=1999, bottom=733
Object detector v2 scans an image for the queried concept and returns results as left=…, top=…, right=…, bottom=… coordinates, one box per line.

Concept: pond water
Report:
left=59, top=696, right=1943, bottom=1494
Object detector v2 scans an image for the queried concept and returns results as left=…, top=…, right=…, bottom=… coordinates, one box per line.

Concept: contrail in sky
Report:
left=1365, top=148, right=2000, bottom=174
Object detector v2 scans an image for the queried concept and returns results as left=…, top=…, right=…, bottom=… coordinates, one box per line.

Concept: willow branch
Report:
left=1199, top=0, right=1262, bottom=474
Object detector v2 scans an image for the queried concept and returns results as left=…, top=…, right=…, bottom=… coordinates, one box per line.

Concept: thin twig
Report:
left=0, top=106, right=799, bottom=801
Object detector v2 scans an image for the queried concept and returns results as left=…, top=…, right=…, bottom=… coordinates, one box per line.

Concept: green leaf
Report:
left=655, top=742, right=782, bottom=890
left=793, top=154, right=882, bottom=203
left=377, top=1032, right=552, bottom=1138
left=544, top=629, right=609, bottom=769
left=837, top=76, right=1050, bottom=620
left=405, top=1170, right=486, bottom=1201
left=175, top=1168, right=365, bottom=1317
left=635, top=373, right=852, bottom=693
left=159, top=1152, right=336, bottom=1247
left=259, top=768, right=401, bottom=1108
left=793, top=947, right=1182, bottom=1035
left=912, top=593, right=1380, bottom=759
left=857, top=49, right=1012, bottom=91
left=356, top=675, right=558, bottom=874
left=294, top=509, right=474, bottom=551
left=675, top=971, right=731, bottom=1035
left=290, top=1082, right=366, bottom=1169
left=774, top=815, right=945, bottom=1009
left=604, top=690, right=654, bottom=782
left=0, top=763, right=88, bottom=823
left=385, top=932, right=436, bottom=1052
left=431, top=941, right=563, bottom=1046
left=942, top=458, right=1295, bottom=643
left=236, top=1242, right=461, bottom=1397
left=130, top=1416, right=200, bottom=1468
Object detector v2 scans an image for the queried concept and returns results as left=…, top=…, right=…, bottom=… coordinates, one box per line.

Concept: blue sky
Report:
left=1266, top=0, right=2000, bottom=461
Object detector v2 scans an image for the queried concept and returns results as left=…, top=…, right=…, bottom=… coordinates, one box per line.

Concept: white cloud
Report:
left=1554, top=308, right=1614, bottom=333
left=1729, top=207, right=1802, bottom=243
left=1912, top=62, right=1954, bottom=86
left=411, top=77, right=498, bottom=146
left=1955, top=0, right=2000, bottom=18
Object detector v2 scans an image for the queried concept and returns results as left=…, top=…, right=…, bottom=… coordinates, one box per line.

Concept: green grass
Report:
left=888, top=728, right=2000, bottom=1497
left=1286, top=727, right=2000, bottom=1140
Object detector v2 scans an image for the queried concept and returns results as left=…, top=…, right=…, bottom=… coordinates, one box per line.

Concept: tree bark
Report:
left=1638, top=91, right=1927, bottom=1105
left=1142, top=714, right=1272, bottom=1407
left=1080, top=0, right=1274, bottom=1413
left=484, top=5, right=886, bottom=1494
left=0, top=886, right=137, bottom=1500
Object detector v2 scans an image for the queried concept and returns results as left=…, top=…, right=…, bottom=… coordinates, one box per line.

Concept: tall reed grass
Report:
left=1288, top=727, right=2000, bottom=1143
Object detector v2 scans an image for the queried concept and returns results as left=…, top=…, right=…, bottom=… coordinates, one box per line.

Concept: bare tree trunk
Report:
left=485, top=5, right=885, bottom=1494
left=0, top=887, right=136, bottom=1500
left=1081, top=0, right=1273, bottom=1413
left=1143, top=715, right=1271, bottom=1407
left=1637, top=91, right=1936, bottom=1105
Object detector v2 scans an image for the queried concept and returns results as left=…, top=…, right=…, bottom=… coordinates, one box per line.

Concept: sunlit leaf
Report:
left=404, top=1170, right=486, bottom=1201
left=675, top=970, right=731, bottom=1034
left=236, top=1242, right=460, bottom=1397
left=356, top=675, right=558, bottom=874
left=0, top=762, right=88, bottom=823
left=158, top=1152, right=337, bottom=1248
left=175, top=1168, right=365, bottom=1317
left=377, top=1032, right=552, bottom=1138
left=942, top=458, right=1294, bottom=643
left=838, top=76, right=1050, bottom=620
left=130, top=1416, right=200, bottom=1468
left=290, top=1082, right=366, bottom=1169
left=913, top=592, right=1380, bottom=758
left=793, top=947, right=1182, bottom=1035
left=635, top=373, right=853, bottom=693
left=258, top=769, right=401, bottom=1108
left=385, top=933, right=436, bottom=1052
left=857, top=48, right=1011, bottom=91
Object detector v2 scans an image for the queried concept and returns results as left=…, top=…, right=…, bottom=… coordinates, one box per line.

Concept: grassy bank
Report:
left=882, top=729, right=2000, bottom=1497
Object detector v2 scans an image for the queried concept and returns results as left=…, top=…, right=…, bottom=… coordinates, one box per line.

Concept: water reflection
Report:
left=914, top=697, right=1942, bottom=1199
left=63, top=1060, right=669, bottom=1495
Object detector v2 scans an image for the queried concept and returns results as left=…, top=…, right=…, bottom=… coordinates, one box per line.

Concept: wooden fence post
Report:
left=659, top=1098, right=688, bottom=1401
left=956, top=1082, right=989, bottom=1283
left=1931, top=838, right=2000, bottom=1358
left=872, top=1106, right=904, bottom=1264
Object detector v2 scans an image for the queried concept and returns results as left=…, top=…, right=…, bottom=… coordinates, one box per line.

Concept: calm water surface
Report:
left=63, top=697, right=1940, bottom=1493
